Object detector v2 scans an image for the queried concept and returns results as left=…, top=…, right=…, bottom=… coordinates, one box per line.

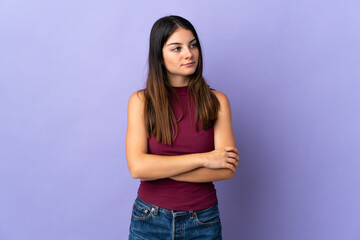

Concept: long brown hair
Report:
left=143, top=15, right=220, bottom=145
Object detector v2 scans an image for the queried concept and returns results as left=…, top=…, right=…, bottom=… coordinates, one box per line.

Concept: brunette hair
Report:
left=143, top=15, right=220, bottom=145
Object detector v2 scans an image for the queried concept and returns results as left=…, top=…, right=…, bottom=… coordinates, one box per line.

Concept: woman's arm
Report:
left=169, top=90, right=239, bottom=182
left=170, top=167, right=235, bottom=183
left=126, top=91, right=238, bottom=180
left=142, top=147, right=239, bottom=182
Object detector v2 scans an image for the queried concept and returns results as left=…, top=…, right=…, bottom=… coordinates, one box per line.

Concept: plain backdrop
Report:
left=1, top=0, right=359, bottom=239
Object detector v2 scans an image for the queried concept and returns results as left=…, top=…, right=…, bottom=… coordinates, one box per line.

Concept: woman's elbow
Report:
left=126, top=152, right=147, bottom=179
left=225, top=169, right=235, bottom=180
left=127, top=160, right=142, bottom=179
left=129, top=168, right=140, bottom=179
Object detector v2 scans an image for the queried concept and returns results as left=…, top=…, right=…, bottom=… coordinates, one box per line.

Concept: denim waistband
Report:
left=134, top=196, right=218, bottom=216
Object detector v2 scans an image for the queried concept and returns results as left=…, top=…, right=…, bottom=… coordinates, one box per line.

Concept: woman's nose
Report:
left=183, top=47, right=193, bottom=58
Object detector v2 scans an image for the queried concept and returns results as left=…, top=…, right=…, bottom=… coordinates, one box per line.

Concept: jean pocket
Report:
left=131, top=201, right=153, bottom=221
left=194, top=204, right=221, bottom=226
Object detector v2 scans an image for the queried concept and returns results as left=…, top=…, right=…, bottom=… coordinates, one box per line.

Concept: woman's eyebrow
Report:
left=167, top=38, right=197, bottom=47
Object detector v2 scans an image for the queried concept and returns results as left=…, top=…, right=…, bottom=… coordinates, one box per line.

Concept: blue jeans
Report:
left=129, top=196, right=222, bottom=240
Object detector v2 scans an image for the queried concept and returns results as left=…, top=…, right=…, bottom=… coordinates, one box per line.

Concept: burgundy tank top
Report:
left=137, top=86, right=218, bottom=210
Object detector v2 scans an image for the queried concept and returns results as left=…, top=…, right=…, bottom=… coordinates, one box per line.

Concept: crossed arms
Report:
left=125, top=90, right=239, bottom=183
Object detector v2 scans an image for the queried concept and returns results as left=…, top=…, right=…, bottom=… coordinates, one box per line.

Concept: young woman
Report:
left=126, top=15, right=239, bottom=240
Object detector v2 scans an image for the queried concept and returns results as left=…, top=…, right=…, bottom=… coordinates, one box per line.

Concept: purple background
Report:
left=1, top=0, right=360, bottom=239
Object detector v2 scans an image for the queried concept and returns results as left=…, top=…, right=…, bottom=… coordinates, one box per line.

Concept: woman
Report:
left=126, top=15, right=239, bottom=240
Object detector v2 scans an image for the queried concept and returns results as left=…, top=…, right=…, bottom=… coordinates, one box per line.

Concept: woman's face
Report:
left=162, top=28, right=199, bottom=83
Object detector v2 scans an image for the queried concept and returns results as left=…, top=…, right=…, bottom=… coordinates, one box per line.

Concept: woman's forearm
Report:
left=128, top=147, right=238, bottom=180
left=128, top=152, right=205, bottom=179
left=141, top=168, right=234, bottom=182
left=169, top=167, right=235, bottom=183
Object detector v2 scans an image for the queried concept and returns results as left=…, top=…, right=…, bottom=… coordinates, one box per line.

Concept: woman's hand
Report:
left=202, top=147, right=239, bottom=172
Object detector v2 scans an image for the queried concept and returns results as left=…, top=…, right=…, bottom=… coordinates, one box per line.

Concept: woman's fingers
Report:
left=231, top=158, right=238, bottom=167
left=224, top=146, right=239, bottom=155
left=227, top=152, right=239, bottom=162
left=224, top=158, right=238, bottom=172
left=227, top=163, right=236, bottom=172
left=222, top=148, right=239, bottom=171
left=204, top=148, right=239, bottom=171
left=226, top=152, right=239, bottom=170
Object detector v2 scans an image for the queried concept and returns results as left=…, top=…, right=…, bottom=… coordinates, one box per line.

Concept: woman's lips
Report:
left=182, top=62, right=195, bottom=66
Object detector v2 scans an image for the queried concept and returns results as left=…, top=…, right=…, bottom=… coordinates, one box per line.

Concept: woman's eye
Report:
left=172, top=43, right=197, bottom=51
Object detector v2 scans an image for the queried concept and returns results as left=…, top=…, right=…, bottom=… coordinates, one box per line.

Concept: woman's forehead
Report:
left=165, top=28, right=196, bottom=45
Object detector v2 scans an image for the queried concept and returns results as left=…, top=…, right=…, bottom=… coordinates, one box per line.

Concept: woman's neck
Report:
left=166, top=73, right=190, bottom=87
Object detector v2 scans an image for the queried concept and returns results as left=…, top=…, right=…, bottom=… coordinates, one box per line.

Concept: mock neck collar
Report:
left=172, top=86, right=188, bottom=96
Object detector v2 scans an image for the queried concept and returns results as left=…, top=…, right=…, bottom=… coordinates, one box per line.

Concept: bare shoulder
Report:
left=211, top=89, right=231, bottom=108
left=129, top=90, right=145, bottom=104
left=127, top=90, right=146, bottom=121
left=128, top=90, right=146, bottom=112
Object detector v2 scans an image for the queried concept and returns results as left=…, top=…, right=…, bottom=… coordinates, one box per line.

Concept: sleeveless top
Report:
left=137, top=86, right=218, bottom=210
